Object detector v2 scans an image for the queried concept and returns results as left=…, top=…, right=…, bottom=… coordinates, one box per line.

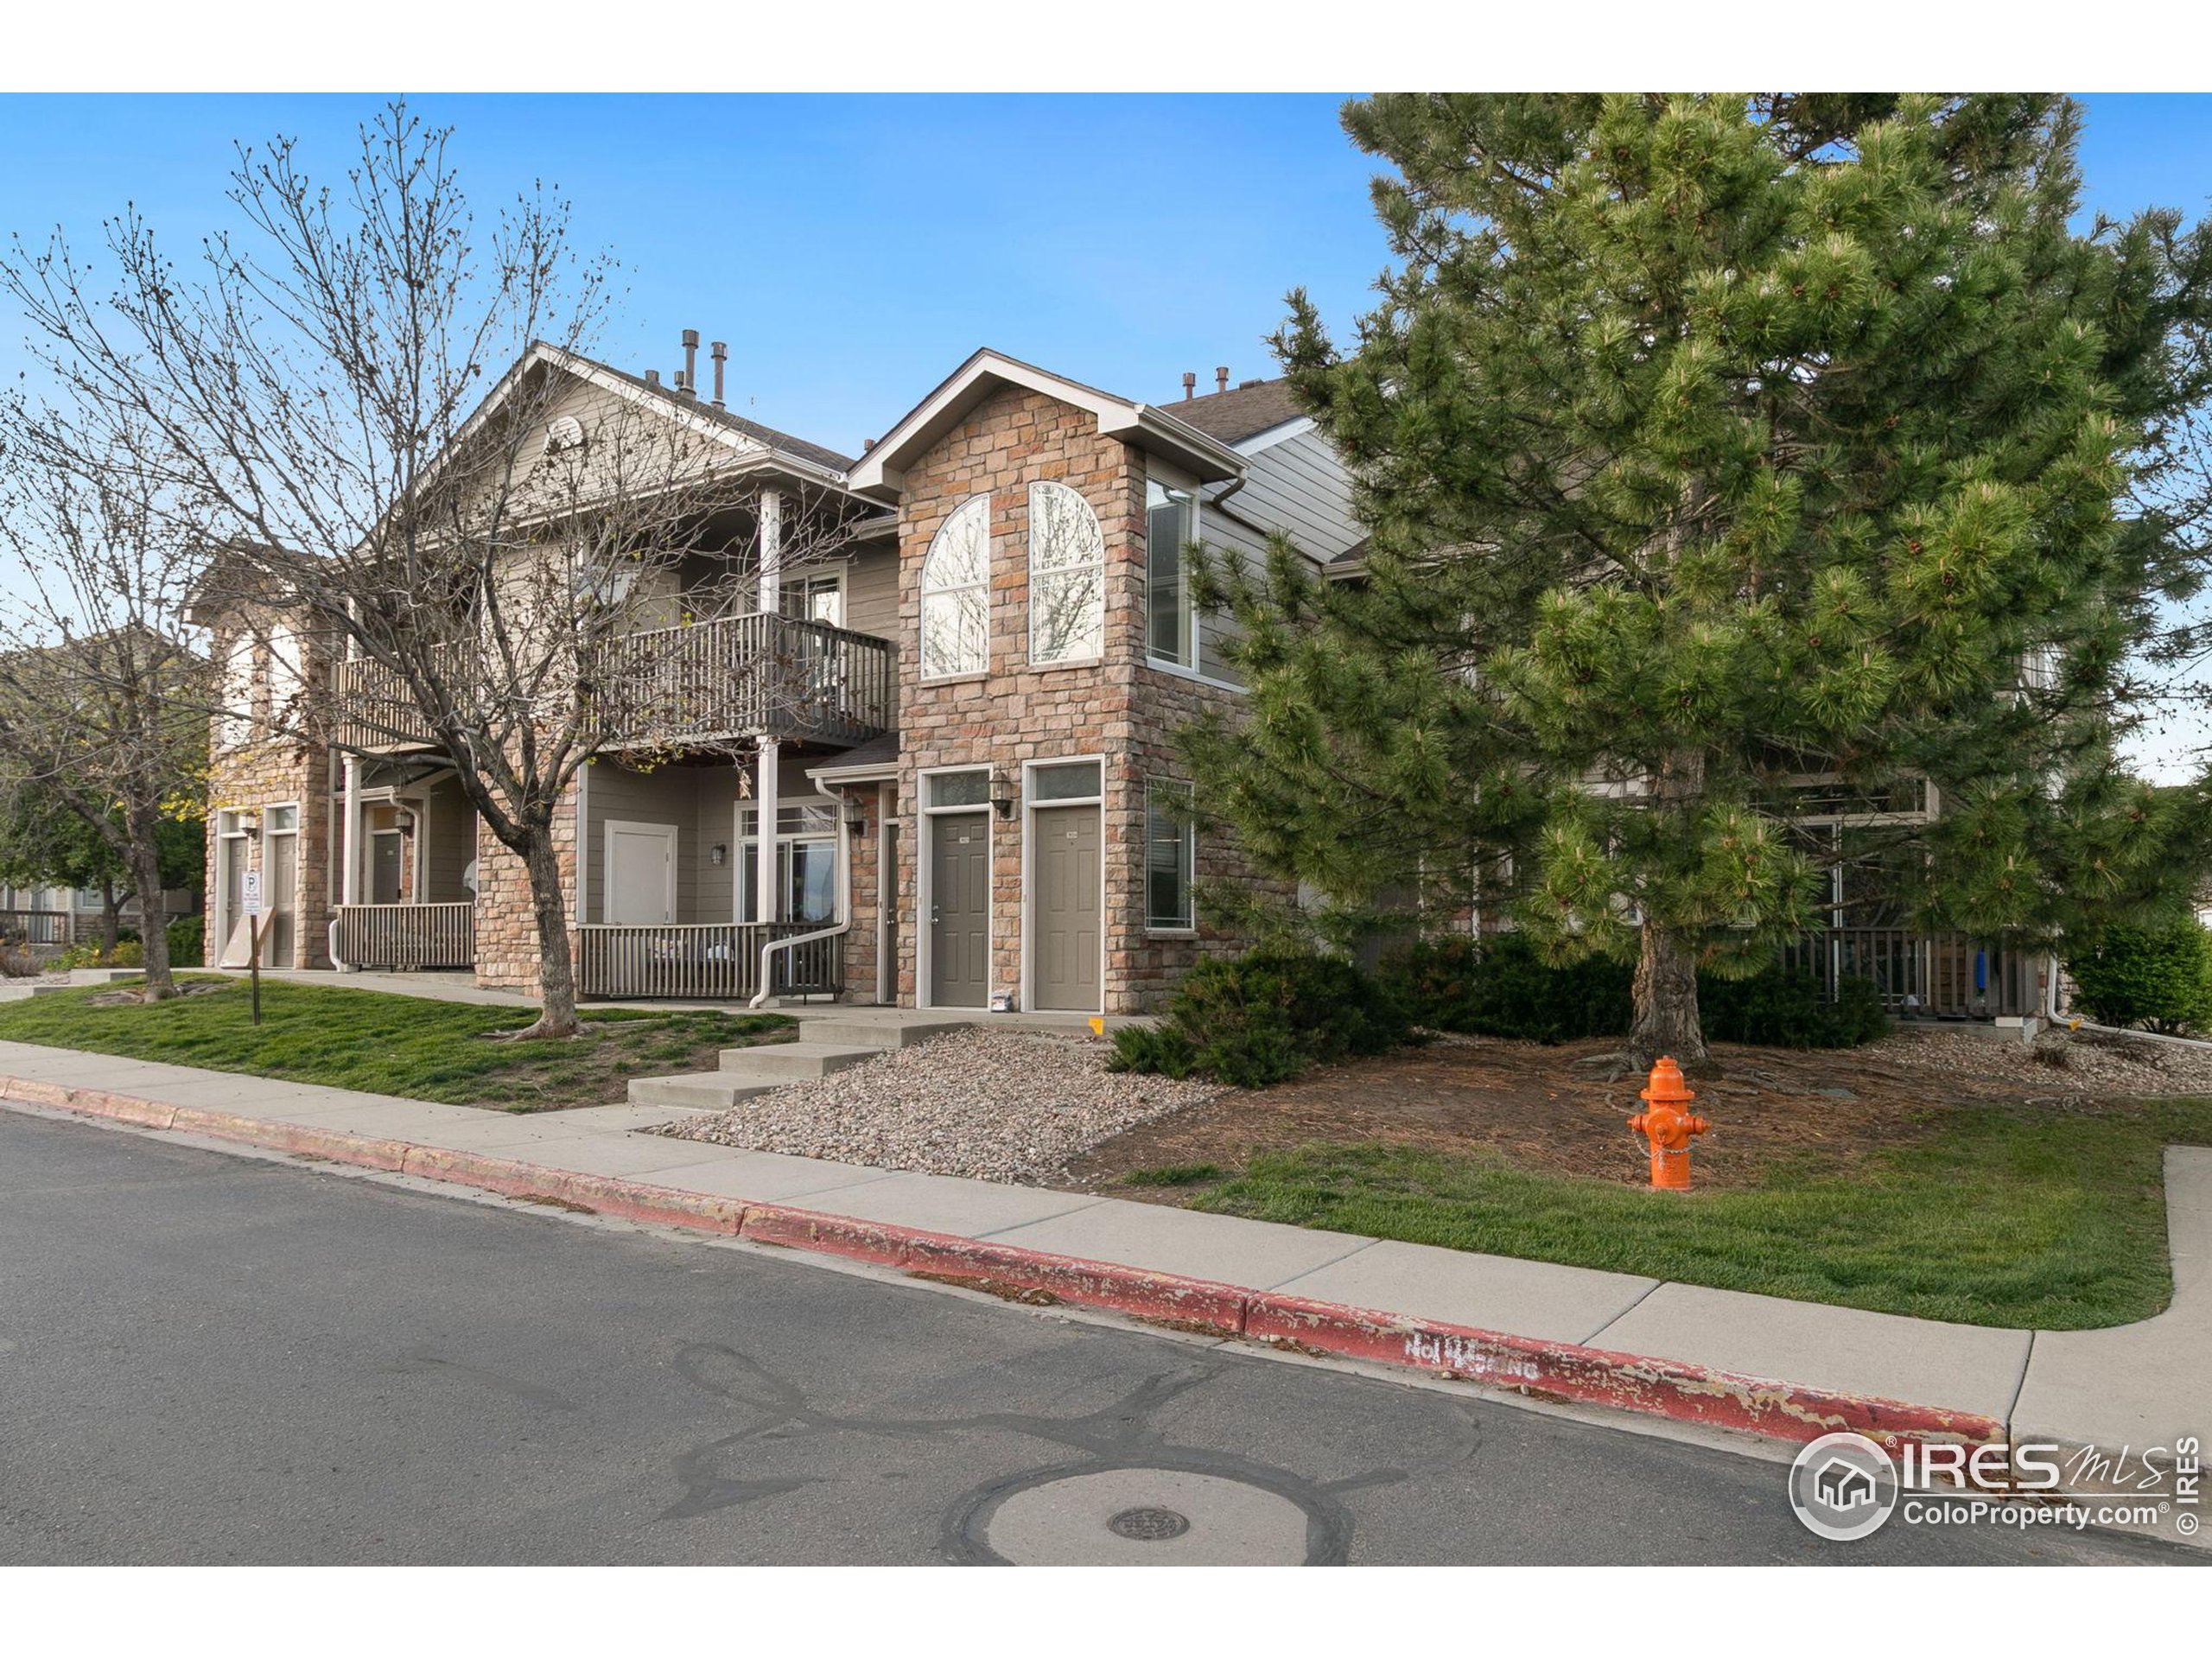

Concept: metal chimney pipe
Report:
left=680, top=330, right=700, bottom=400
left=644, top=369, right=661, bottom=386
left=1216, top=366, right=1230, bottom=394
left=1180, top=372, right=1196, bottom=401
left=710, top=340, right=728, bottom=410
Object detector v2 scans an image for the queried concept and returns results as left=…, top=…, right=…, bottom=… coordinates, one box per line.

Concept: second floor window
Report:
left=1028, top=481, right=1104, bottom=664
left=920, top=494, right=989, bottom=679
left=780, top=573, right=843, bottom=629
left=1147, top=480, right=1195, bottom=668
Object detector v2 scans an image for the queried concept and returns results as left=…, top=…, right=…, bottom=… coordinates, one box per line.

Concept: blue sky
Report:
left=3, top=92, right=2206, bottom=459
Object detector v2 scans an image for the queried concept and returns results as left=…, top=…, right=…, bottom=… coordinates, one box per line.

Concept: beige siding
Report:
left=845, top=542, right=899, bottom=639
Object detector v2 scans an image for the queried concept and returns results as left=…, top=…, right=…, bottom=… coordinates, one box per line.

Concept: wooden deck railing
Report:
left=331, top=613, right=896, bottom=753
left=593, top=613, right=895, bottom=749
left=332, top=902, right=476, bottom=970
left=575, top=922, right=843, bottom=1001
left=1780, top=927, right=2038, bottom=1018
left=0, top=908, right=72, bottom=948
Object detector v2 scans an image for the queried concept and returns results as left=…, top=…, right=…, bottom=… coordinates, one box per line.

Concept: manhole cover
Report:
left=1108, top=1505, right=1191, bottom=1541
left=959, top=1465, right=1329, bottom=1565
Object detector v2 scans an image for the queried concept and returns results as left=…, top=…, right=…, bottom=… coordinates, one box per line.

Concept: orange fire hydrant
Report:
left=1627, top=1057, right=1710, bottom=1192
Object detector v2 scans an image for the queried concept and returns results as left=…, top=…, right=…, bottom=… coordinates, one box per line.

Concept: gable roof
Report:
left=847, top=348, right=1244, bottom=498
left=1166, top=378, right=1308, bottom=446
left=588, top=357, right=856, bottom=474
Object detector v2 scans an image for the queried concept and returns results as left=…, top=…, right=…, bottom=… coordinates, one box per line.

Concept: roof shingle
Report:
left=1159, top=378, right=1306, bottom=445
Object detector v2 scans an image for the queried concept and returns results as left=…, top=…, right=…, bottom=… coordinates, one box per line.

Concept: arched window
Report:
left=920, top=494, right=990, bottom=678
left=1027, top=481, right=1104, bottom=664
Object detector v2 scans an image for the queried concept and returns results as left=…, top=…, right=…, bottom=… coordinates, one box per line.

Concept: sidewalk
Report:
left=3, top=1036, right=2204, bottom=1478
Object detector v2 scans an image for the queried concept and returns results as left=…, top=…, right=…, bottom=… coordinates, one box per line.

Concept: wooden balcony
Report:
left=1780, top=927, right=2038, bottom=1019
left=575, top=922, right=842, bottom=1001
left=329, top=613, right=896, bottom=754
left=593, top=613, right=895, bottom=751
left=332, top=902, right=476, bottom=970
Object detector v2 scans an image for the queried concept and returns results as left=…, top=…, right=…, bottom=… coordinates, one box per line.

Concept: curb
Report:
left=6, top=1074, right=2003, bottom=1456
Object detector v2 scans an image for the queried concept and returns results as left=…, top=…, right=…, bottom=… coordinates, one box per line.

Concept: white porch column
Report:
left=340, top=755, right=363, bottom=906
left=755, top=739, right=781, bottom=926
left=758, top=486, right=783, bottom=616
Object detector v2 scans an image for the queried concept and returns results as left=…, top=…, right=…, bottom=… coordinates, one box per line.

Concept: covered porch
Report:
left=328, top=757, right=478, bottom=971
left=571, top=744, right=860, bottom=1001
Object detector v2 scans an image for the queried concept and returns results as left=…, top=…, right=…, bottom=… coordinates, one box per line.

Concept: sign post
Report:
left=242, top=871, right=264, bottom=1027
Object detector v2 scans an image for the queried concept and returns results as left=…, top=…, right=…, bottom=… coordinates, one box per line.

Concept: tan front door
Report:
left=929, top=810, right=988, bottom=1008
left=266, top=829, right=297, bottom=967
left=1033, top=804, right=1100, bottom=1011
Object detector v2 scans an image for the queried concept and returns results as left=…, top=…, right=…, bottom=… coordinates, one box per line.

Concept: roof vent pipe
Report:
left=644, top=369, right=661, bottom=386
left=679, top=329, right=700, bottom=399
left=1216, top=366, right=1230, bottom=394
left=710, top=340, right=728, bottom=410
left=1180, top=372, right=1196, bottom=401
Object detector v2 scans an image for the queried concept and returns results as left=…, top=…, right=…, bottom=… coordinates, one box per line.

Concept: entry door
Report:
left=1033, top=804, right=1101, bottom=1011
left=370, top=833, right=404, bottom=906
left=929, top=811, right=988, bottom=1007
left=265, top=830, right=298, bottom=967
left=606, top=823, right=677, bottom=925
left=217, top=838, right=248, bottom=967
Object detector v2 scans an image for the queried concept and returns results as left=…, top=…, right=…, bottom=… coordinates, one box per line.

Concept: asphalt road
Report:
left=0, top=1107, right=2197, bottom=1566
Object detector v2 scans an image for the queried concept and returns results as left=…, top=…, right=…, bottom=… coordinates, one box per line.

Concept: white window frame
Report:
left=1145, top=465, right=1201, bottom=672
left=916, top=764, right=994, bottom=1009
left=779, top=569, right=847, bottom=630
left=919, top=494, right=991, bottom=682
left=734, top=802, right=842, bottom=927
left=1026, top=480, right=1105, bottom=668
left=1019, top=755, right=1107, bottom=1016
left=217, top=633, right=254, bottom=751
left=1144, top=780, right=1198, bottom=936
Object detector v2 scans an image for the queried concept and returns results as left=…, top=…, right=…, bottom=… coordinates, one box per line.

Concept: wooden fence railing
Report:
left=332, top=613, right=896, bottom=753
left=332, top=902, right=476, bottom=970
left=0, top=908, right=72, bottom=949
left=575, top=921, right=843, bottom=1001
left=1779, top=927, right=2038, bottom=1018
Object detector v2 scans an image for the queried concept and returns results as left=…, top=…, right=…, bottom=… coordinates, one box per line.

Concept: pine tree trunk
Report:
left=1627, top=919, right=1707, bottom=1070
left=516, top=828, right=579, bottom=1039
left=127, top=826, right=175, bottom=1001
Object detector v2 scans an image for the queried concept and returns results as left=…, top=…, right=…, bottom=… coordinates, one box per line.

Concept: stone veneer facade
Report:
left=201, top=611, right=334, bottom=970
left=888, top=384, right=1264, bottom=1014
left=469, top=779, right=579, bottom=996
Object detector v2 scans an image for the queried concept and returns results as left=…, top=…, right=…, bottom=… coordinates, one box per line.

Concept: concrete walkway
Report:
left=1, top=1035, right=2204, bottom=1484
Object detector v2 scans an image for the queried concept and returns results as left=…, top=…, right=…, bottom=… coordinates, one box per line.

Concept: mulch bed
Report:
left=1061, top=1029, right=2112, bottom=1192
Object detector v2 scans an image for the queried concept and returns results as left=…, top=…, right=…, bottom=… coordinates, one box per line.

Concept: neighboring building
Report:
left=194, top=343, right=1349, bottom=1014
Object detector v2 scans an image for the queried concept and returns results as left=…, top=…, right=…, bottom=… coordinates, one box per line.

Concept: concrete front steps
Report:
left=627, top=1014, right=975, bottom=1110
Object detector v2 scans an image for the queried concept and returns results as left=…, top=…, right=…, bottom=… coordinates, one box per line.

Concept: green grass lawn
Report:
left=0, top=976, right=793, bottom=1110
left=1132, top=1101, right=2212, bottom=1331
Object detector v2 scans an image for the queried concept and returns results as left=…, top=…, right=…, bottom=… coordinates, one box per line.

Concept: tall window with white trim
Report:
left=1145, top=782, right=1196, bottom=931
left=1147, top=480, right=1195, bottom=668
left=1027, top=481, right=1104, bottom=664
left=920, top=494, right=990, bottom=678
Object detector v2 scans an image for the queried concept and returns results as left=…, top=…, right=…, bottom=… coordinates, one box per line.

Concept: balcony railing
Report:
left=593, top=613, right=895, bottom=750
left=575, top=922, right=842, bottom=1001
left=332, top=902, right=476, bottom=970
left=0, top=908, right=72, bottom=949
left=330, top=613, right=896, bottom=753
left=1780, top=927, right=2038, bottom=1019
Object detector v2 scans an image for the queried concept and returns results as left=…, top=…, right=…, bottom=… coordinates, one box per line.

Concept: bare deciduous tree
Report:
left=0, top=411, right=211, bottom=1001
left=3, top=101, right=869, bottom=1037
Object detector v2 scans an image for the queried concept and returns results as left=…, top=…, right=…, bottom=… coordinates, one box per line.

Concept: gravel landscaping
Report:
left=1870, top=1022, right=2212, bottom=1096
left=652, top=1027, right=1221, bottom=1183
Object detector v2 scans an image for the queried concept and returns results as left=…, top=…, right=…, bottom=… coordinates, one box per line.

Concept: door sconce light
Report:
left=709, top=842, right=728, bottom=867
left=842, top=800, right=868, bottom=837
left=393, top=809, right=416, bottom=835
left=988, top=768, right=1018, bottom=820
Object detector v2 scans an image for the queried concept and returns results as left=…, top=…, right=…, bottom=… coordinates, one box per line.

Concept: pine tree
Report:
left=1188, top=95, right=2212, bottom=1065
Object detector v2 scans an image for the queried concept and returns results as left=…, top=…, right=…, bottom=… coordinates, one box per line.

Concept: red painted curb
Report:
left=1245, top=1293, right=2005, bottom=1452
left=739, top=1203, right=914, bottom=1267
left=1, top=1072, right=2004, bottom=1453
left=904, top=1234, right=1249, bottom=1334
left=169, top=1107, right=411, bottom=1172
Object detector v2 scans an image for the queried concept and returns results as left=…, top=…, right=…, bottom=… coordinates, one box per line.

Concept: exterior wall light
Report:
left=709, top=842, right=728, bottom=867
left=989, top=768, right=1018, bottom=820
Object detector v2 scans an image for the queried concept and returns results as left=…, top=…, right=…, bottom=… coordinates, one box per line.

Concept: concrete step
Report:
left=626, top=1073, right=780, bottom=1110
left=717, top=1041, right=884, bottom=1081
left=801, top=1017, right=974, bottom=1050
